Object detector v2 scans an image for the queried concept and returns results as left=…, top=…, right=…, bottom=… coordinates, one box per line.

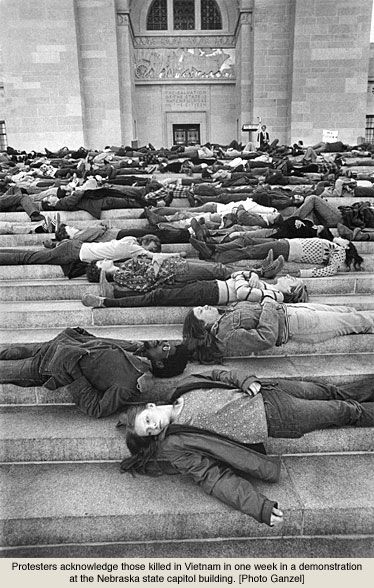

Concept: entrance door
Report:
left=173, top=124, right=200, bottom=145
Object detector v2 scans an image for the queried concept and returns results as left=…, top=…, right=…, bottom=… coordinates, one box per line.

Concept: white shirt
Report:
left=79, top=236, right=147, bottom=262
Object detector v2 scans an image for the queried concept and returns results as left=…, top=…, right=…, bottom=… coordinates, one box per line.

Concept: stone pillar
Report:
left=237, top=0, right=254, bottom=144
left=75, top=0, right=122, bottom=148
left=116, top=1, right=135, bottom=146
left=252, top=0, right=295, bottom=145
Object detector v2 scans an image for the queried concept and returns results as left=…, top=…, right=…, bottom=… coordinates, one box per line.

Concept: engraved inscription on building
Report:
left=165, top=88, right=208, bottom=110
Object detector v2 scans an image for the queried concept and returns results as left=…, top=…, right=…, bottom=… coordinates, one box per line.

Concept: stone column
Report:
left=116, top=1, right=135, bottom=146
left=237, top=0, right=254, bottom=144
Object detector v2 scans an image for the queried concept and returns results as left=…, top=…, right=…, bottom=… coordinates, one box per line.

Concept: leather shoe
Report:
left=190, top=236, right=213, bottom=259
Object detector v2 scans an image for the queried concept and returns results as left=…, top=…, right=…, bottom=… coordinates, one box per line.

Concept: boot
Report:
left=352, top=228, right=374, bottom=241
left=190, top=237, right=214, bottom=260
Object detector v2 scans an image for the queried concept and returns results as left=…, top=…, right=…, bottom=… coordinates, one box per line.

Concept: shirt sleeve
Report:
left=161, top=442, right=277, bottom=525
left=299, top=246, right=345, bottom=278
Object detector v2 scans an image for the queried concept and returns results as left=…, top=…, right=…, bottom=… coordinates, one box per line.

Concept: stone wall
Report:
left=0, top=0, right=84, bottom=151
left=290, top=0, right=372, bottom=145
left=252, top=0, right=295, bottom=145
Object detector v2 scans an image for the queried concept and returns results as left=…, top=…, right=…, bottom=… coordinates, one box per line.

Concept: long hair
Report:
left=282, top=280, right=309, bottom=303
left=150, top=343, right=190, bottom=378
left=345, top=242, right=363, bottom=271
left=182, top=309, right=224, bottom=364
left=119, top=405, right=163, bottom=475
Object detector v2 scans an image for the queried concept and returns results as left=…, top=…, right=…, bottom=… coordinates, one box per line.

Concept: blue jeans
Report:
left=286, top=304, right=374, bottom=343
left=263, top=378, right=374, bottom=437
left=0, top=342, right=45, bottom=386
left=175, top=260, right=231, bottom=282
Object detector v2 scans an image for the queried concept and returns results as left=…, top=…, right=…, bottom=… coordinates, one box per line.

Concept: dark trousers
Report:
left=0, top=240, right=80, bottom=265
left=116, top=225, right=190, bottom=244
left=0, top=342, right=46, bottom=386
left=0, top=187, right=40, bottom=218
left=263, top=378, right=374, bottom=436
left=213, top=238, right=290, bottom=264
left=107, top=280, right=219, bottom=307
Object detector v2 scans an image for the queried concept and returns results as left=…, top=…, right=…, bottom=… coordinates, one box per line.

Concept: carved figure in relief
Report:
left=135, top=48, right=234, bottom=80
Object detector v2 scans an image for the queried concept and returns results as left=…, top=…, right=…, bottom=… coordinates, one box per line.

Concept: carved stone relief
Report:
left=117, top=13, right=129, bottom=26
left=134, top=48, right=235, bottom=80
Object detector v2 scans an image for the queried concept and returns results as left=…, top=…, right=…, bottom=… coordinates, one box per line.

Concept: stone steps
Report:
left=1, top=455, right=373, bottom=556
left=0, top=406, right=372, bottom=462
left=1, top=191, right=373, bottom=558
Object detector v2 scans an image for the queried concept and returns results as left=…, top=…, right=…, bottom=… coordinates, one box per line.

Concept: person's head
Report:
left=182, top=307, right=224, bottom=364
left=55, top=224, right=79, bottom=241
left=261, top=125, right=267, bottom=132
left=275, top=275, right=309, bottom=303
left=344, top=242, right=364, bottom=271
left=192, top=305, right=220, bottom=327
left=139, top=234, right=161, bottom=253
left=132, top=402, right=173, bottom=438
left=86, top=259, right=117, bottom=282
left=118, top=405, right=162, bottom=475
left=143, top=341, right=190, bottom=377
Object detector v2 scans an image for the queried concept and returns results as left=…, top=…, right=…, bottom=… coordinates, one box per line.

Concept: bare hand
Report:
left=270, top=507, right=284, bottom=527
left=245, top=381, right=261, bottom=396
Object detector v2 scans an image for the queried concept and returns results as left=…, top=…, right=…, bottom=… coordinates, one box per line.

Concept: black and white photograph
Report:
left=0, top=0, right=373, bottom=567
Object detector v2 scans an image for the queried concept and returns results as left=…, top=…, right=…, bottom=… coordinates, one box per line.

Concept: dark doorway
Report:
left=173, top=124, right=200, bottom=145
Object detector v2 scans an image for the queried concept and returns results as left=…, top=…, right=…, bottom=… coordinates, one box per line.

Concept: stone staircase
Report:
left=0, top=196, right=373, bottom=558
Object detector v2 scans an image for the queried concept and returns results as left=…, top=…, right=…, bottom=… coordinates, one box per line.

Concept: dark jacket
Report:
left=54, top=189, right=105, bottom=218
left=38, top=327, right=154, bottom=417
left=153, top=369, right=281, bottom=525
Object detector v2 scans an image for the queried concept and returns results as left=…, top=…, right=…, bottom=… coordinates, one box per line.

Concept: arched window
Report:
left=147, top=0, right=168, bottom=30
left=201, top=0, right=222, bottom=30
left=174, top=0, right=195, bottom=30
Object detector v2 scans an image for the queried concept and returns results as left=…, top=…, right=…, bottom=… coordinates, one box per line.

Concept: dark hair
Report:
left=345, top=242, right=363, bottom=271
left=150, top=343, right=190, bottom=378
left=282, top=281, right=309, bottom=303
left=182, top=309, right=224, bottom=364
left=140, top=234, right=162, bottom=252
left=318, top=226, right=334, bottom=241
left=119, top=405, right=162, bottom=475
left=55, top=223, right=69, bottom=241
left=86, top=260, right=101, bottom=282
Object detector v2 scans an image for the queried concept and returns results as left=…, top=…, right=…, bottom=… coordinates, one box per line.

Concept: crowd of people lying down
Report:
left=1, top=136, right=374, bottom=528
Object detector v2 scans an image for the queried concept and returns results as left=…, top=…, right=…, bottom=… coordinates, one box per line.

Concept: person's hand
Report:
left=243, top=381, right=261, bottom=396
left=294, top=219, right=305, bottom=229
left=247, top=272, right=261, bottom=288
left=270, top=507, right=284, bottom=527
